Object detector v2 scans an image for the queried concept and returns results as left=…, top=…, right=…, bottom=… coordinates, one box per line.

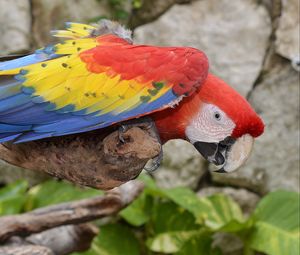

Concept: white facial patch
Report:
left=185, top=103, right=235, bottom=143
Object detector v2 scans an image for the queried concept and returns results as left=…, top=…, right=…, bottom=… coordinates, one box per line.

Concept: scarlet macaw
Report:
left=0, top=20, right=264, bottom=172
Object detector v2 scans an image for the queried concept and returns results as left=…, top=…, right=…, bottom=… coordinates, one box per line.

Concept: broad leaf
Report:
left=248, top=191, right=300, bottom=255
left=146, top=201, right=201, bottom=253
left=0, top=180, right=28, bottom=199
left=205, top=194, right=245, bottom=231
left=150, top=201, right=199, bottom=234
left=175, top=232, right=221, bottom=255
left=147, top=230, right=200, bottom=253
left=249, top=221, right=299, bottom=255
left=163, top=188, right=212, bottom=222
left=120, top=192, right=153, bottom=226
left=163, top=188, right=245, bottom=230
left=26, top=180, right=102, bottom=210
left=0, top=180, right=28, bottom=215
left=84, top=224, right=140, bottom=255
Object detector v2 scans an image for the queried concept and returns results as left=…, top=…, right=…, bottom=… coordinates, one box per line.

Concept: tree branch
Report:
left=0, top=245, right=54, bottom=255
left=0, top=224, right=98, bottom=255
left=0, top=127, right=161, bottom=189
left=0, top=180, right=144, bottom=243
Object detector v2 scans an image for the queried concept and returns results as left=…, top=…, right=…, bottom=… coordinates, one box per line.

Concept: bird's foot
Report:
left=118, top=117, right=163, bottom=172
left=144, top=149, right=163, bottom=172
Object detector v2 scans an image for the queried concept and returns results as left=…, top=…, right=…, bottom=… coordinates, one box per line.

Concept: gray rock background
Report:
left=0, top=0, right=31, bottom=54
left=134, top=0, right=272, bottom=96
left=0, top=0, right=299, bottom=217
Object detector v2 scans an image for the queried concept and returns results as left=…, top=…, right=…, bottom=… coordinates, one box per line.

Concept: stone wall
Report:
left=0, top=0, right=299, bottom=195
left=134, top=0, right=300, bottom=195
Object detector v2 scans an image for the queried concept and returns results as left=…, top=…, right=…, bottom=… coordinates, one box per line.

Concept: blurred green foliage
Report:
left=0, top=176, right=299, bottom=255
left=0, top=179, right=102, bottom=214
left=92, top=0, right=136, bottom=23
left=90, top=0, right=143, bottom=24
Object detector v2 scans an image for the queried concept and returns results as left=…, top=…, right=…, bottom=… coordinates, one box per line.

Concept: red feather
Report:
left=153, top=74, right=264, bottom=142
left=80, top=39, right=208, bottom=96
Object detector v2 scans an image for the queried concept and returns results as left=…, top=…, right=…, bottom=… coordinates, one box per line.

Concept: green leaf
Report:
left=175, top=232, right=221, bottom=255
left=137, top=173, right=158, bottom=189
left=147, top=230, right=200, bottom=253
left=0, top=180, right=28, bottom=215
left=163, top=188, right=245, bottom=231
left=88, top=224, right=140, bottom=255
left=26, top=180, right=103, bottom=210
left=0, top=195, right=27, bottom=215
left=163, top=188, right=212, bottom=221
left=132, top=0, right=142, bottom=9
left=150, top=201, right=199, bottom=234
left=120, top=192, right=153, bottom=226
left=253, top=190, right=299, bottom=232
left=113, top=9, right=129, bottom=20
left=120, top=174, right=172, bottom=227
left=249, top=221, right=300, bottom=255
left=0, top=180, right=28, bottom=199
left=146, top=201, right=202, bottom=253
left=205, top=194, right=245, bottom=231
left=248, top=191, right=300, bottom=255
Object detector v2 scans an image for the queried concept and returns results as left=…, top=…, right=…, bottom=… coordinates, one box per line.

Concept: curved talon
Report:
left=118, top=125, right=127, bottom=143
left=144, top=149, right=163, bottom=172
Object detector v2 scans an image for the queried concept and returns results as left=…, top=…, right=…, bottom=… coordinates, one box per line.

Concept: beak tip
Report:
left=213, top=167, right=227, bottom=173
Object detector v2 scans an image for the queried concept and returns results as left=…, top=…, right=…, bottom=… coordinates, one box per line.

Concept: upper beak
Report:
left=193, top=134, right=254, bottom=173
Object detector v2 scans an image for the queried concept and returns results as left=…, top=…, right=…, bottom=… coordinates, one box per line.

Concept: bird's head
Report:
left=183, top=73, right=264, bottom=172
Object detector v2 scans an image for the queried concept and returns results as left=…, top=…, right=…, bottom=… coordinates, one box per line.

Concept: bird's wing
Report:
left=0, top=22, right=208, bottom=143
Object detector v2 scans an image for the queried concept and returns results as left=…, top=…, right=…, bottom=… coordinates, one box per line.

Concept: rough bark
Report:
left=0, top=224, right=97, bottom=255
left=0, top=245, right=54, bottom=255
left=0, top=180, right=143, bottom=243
left=0, top=127, right=161, bottom=189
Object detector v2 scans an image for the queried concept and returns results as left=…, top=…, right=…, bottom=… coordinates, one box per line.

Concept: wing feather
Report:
left=0, top=22, right=208, bottom=143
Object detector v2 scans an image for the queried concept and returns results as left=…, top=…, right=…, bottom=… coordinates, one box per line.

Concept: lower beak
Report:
left=193, top=134, right=254, bottom=173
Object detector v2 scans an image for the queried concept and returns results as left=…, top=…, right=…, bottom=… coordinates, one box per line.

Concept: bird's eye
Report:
left=214, top=112, right=221, bottom=121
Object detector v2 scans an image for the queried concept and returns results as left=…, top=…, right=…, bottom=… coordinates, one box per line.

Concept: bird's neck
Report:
left=152, top=108, right=187, bottom=143
left=152, top=91, right=203, bottom=143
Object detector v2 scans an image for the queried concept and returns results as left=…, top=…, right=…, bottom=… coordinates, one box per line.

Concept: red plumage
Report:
left=81, top=38, right=208, bottom=96
left=153, top=74, right=264, bottom=142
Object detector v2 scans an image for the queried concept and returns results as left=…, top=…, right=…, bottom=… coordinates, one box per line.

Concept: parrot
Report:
left=0, top=20, right=264, bottom=173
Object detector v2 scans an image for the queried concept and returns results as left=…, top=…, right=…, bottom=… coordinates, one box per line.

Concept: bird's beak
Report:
left=193, top=134, right=254, bottom=173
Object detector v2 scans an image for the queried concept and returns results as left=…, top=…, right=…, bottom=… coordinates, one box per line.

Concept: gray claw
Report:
left=144, top=149, right=163, bottom=172
left=118, top=125, right=127, bottom=143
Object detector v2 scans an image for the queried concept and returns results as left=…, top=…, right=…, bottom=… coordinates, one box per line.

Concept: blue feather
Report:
left=14, top=132, right=54, bottom=143
left=0, top=81, right=21, bottom=100
left=0, top=133, right=21, bottom=143
left=0, top=123, right=32, bottom=132
left=0, top=52, right=58, bottom=71
left=34, top=91, right=177, bottom=135
left=0, top=70, right=179, bottom=143
left=0, top=94, right=31, bottom=113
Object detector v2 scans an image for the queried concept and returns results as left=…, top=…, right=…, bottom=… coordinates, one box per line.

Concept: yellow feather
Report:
left=0, top=68, right=21, bottom=75
left=50, top=77, right=88, bottom=109
left=66, top=23, right=95, bottom=36
left=0, top=21, right=175, bottom=122
left=54, top=38, right=98, bottom=55
left=101, top=81, right=144, bottom=114
left=42, top=77, right=84, bottom=103
left=51, top=30, right=79, bottom=39
left=88, top=83, right=130, bottom=113
left=51, top=23, right=96, bottom=39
